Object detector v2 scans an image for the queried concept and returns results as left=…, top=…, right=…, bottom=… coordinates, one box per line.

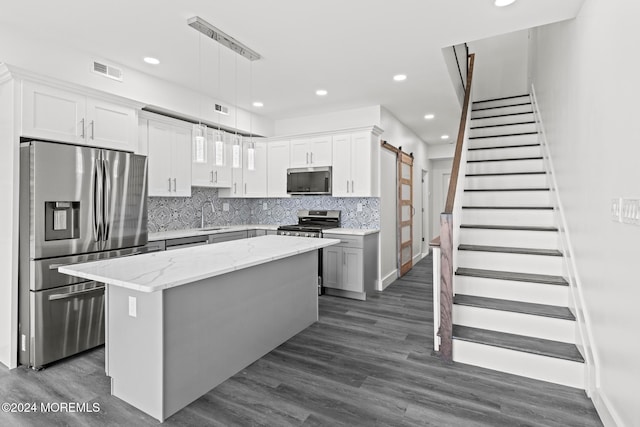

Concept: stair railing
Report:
left=431, top=53, right=475, bottom=361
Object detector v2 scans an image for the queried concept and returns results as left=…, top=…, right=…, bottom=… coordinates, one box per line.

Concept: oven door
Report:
left=30, top=281, right=105, bottom=368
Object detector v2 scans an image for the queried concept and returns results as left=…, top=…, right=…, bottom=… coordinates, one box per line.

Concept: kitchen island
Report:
left=59, top=235, right=339, bottom=421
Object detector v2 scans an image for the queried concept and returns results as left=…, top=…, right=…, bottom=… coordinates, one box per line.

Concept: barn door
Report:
left=398, top=151, right=414, bottom=276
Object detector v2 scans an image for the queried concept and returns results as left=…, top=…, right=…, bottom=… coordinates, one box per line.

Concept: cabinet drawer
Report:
left=323, top=234, right=363, bottom=248
left=209, top=230, right=248, bottom=244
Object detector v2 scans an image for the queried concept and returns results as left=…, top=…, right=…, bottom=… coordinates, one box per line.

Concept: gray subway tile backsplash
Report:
left=148, top=187, right=380, bottom=232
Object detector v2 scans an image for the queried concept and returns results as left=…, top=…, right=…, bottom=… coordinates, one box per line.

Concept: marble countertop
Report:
left=323, top=228, right=380, bottom=236
left=149, top=224, right=279, bottom=241
left=59, top=235, right=339, bottom=293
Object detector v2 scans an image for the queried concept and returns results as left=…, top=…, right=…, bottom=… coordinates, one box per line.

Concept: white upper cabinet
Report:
left=332, top=131, right=379, bottom=197
left=22, top=81, right=138, bottom=152
left=191, top=129, right=232, bottom=188
left=289, top=135, right=332, bottom=167
left=267, top=140, right=290, bottom=197
left=218, top=137, right=244, bottom=198
left=146, top=118, right=192, bottom=197
left=242, top=140, right=267, bottom=197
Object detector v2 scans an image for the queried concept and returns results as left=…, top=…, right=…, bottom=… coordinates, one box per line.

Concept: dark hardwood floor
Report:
left=0, top=255, right=602, bottom=426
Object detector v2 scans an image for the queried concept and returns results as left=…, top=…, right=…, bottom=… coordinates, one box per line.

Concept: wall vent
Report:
left=92, top=61, right=123, bottom=82
left=214, top=104, right=229, bottom=115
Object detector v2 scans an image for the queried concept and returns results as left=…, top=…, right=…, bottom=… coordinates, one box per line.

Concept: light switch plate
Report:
left=128, top=296, right=137, bottom=318
left=223, top=203, right=230, bottom=212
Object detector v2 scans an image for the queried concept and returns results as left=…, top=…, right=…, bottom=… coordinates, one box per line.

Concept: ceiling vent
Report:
left=214, top=104, right=229, bottom=115
left=92, top=61, right=123, bottom=82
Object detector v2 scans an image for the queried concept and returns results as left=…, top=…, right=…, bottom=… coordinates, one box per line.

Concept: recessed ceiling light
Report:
left=316, top=89, right=328, bottom=96
left=441, top=135, right=450, bottom=140
left=143, top=57, right=160, bottom=65
left=424, top=114, right=435, bottom=120
left=494, top=0, right=516, bottom=7
left=393, top=74, right=407, bottom=82
left=252, top=101, right=264, bottom=108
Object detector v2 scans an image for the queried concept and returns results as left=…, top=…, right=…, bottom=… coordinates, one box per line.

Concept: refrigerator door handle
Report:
left=102, top=158, right=111, bottom=241
left=93, top=158, right=103, bottom=242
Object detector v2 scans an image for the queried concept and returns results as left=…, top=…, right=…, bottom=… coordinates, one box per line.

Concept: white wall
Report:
left=0, top=25, right=274, bottom=137
left=428, top=158, right=453, bottom=243
left=469, top=29, right=530, bottom=101
left=530, top=1, right=640, bottom=425
left=274, top=106, right=381, bottom=136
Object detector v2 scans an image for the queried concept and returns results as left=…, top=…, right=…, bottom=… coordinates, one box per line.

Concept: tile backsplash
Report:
left=148, top=187, right=380, bottom=232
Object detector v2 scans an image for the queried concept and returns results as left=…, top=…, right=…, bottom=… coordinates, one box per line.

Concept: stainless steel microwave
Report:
left=286, top=167, right=332, bottom=195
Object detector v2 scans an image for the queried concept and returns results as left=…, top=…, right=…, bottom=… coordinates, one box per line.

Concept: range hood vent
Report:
left=92, top=61, right=123, bottom=82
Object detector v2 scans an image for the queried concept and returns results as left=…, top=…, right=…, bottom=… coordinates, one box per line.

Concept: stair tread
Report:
left=469, top=143, right=540, bottom=151
left=470, top=132, right=537, bottom=139
left=466, top=171, right=545, bottom=177
left=467, top=156, right=543, bottom=163
left=473, top=94, right=530, bottom=104
left=458, top=244, right=562, bottom=257
left=471, top=111, right=534, bottom=120
left=456, top=267, right=568, bottom=286
left=454, top=294, right=575, bottom=321
left=471, top=121, right=535, bottom=130
left=453, top=325, right=584, bottom=363
left=460, top=224, right=558, bottom=232
left=472, top=102, right=532, bottom=112
left=462, top=206, right=553, bottom=210
left=464, top=188, right=550, bottom=192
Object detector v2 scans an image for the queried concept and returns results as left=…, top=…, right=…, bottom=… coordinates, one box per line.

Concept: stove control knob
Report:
left=305, top=233, right=310, bottom=237
left=295, top=232, right=301, bottom=237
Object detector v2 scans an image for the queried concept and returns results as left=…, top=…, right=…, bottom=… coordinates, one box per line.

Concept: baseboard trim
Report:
left=381, top=269, right=398, bottom=290
left=591, top=388, right=622, bottom=427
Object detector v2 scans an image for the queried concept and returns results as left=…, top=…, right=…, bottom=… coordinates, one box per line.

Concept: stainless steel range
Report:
left=277, top=210, right=341, bottom=238
left=277, top=210, right=341, bottom=295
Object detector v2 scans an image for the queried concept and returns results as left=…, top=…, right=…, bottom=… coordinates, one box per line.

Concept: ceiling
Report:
left=1, top=0, right=584, bottom=144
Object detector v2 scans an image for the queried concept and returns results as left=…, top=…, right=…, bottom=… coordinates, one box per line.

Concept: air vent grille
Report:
left=215, top=104, right=229, bottom=115
left=92, top=61, right=123, bottom=82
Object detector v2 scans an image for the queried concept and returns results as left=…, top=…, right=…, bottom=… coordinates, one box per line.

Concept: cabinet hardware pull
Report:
left=343, top=252, right=346, bottom=265
left=244, top=183, right=247, bottom=194
left=168, top=178, right=172, bottom=192
left=80, top=118, right=85, bottom=138
left=346, top=180, right=349, bottom=193
left=306, top=152, right=309, bottom=164
left=310, top=152, right=313, bottom=164
left=234, top=183, right=237, bottom=194
left=215, top=171, right=218, bottom=183
left=90, top=120, right=95, bottom=140
left=352, top=180, right=354, bottom=193
left=173, top=178, right=177, bottom=192
left=210, top=171, right=214, bottom=183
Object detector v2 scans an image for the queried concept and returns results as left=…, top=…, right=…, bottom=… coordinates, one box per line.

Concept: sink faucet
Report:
left=201, top=200, right=215, bottom=228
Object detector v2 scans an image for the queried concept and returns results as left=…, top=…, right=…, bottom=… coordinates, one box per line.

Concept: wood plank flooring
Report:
left=0, top=255, right=602, bottom=426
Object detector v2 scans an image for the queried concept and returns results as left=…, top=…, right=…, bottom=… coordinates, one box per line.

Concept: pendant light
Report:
left=232, top=52, right=241, bottom=169
left=193, top=32, right=208, bottom=164
left=214, top=40, right=225, bottom=167
left=246, top=59, right=255, bottom=171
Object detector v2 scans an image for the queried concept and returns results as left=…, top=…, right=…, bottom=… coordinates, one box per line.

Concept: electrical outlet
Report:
left=357, top=203, right=363, bottom=212
left=263, top=202, right=268, bottom=210
left=611, top=198, right=622, bottom=222
left=128, top=296, right=137, bottom=318
left=621, top=198, right=640, bottom=225
left=223, top=203, right=230, bottom=212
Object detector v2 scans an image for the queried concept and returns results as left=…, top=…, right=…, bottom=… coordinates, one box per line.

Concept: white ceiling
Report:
left=1, top=0, right=583, bottom=143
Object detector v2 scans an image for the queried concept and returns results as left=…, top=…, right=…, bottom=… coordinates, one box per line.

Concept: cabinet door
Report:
left=147, top=121, right=174, bottom=197
left=85, top=98, right=137, bottom=152
left=349, top=132, right=373, bottom=197
left=308, top=135, right=332, bottom=166
left=267, top=140, right=290, bottom=197
left=290, top=138, right=309, bottom=167
left=342, top=247, right=364, bottom=293
left=243, top=141, right=267, bottom=197
left=191, top=129, right=215, bottom=187
left=209, top=231, right=248, bottom=243
left=22, top=81, right=86, bottom=144
left=331, top=134, right=351, bottom=197
left=322, top=246, right=343, bottom=289
left=212, top=135, right=232, bottom=188
left=170, top=125, right=192, bottom=197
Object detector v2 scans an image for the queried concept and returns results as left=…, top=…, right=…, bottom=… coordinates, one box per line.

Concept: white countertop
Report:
left=149, top=224, right=279, bottom=241
left=323, top=228, right=379, bottom=236
left=59, top=235, right=339, bottom=293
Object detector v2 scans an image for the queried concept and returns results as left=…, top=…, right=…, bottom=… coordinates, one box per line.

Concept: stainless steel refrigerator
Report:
left=19, top=140, right=148, bottom=369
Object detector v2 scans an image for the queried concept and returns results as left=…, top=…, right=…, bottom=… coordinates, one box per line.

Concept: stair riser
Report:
left=458, top=251, right=564, bottom=276
left=466, top=159, right=544, bottom=175
left=468, top=145, right=541, bottom=161
left=469, top=123, right=537, bottom=138
left=465, top=174, right=548, bottom=190
left=459, top=228, right=559, bottom=250
left=453, top=305, right=575, bottom=343
left=471, top=113, right=535, bottom=128
left=463, top=190, right=551, bottom=207
left=455, top=275, right=569, bottom=306
left=452, top=340, right=584, bottom=389
left=469, top=133, right=538, bottom=148
left=471, top=104, right=533, bottom=119
left=462, top=209, right=556, bottom=227
left=473, top=96, right=531, bottom=110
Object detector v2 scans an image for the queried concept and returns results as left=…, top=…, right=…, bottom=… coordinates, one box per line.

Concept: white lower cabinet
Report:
left=322, top=232, right=379, bottom=300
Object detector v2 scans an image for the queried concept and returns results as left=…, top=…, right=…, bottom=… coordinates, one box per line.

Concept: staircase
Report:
left=451, top=94, right=585, bottom=389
